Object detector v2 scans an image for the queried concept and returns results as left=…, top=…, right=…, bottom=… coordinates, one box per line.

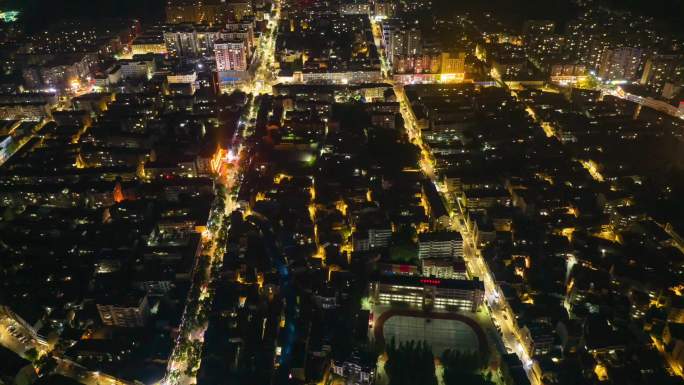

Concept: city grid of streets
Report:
left=0, top=0, right=684, bottom=385
left=162, top=6, right=531, bottom=383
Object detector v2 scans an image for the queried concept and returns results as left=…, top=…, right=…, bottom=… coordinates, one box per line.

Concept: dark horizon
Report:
left=7, top=0, right=684, bottom=33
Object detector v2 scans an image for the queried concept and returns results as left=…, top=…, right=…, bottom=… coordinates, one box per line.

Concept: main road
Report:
left=245, top=0, right=281, bottom=95
left=163, top=2, right=281, bottom=384
left=367, top=15, right=541, bottom=385
left=0, top=3, right=281, bottom=383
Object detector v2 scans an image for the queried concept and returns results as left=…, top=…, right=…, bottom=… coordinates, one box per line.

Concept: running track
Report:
left=373, top=309, right=489, bottom=357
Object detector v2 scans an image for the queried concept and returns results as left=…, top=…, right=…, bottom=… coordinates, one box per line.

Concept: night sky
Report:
left=6, top=0, right=165, bottom=31
left=5, top=0, right=683, bottom=33
left=433, top=0, right=684, bottom=31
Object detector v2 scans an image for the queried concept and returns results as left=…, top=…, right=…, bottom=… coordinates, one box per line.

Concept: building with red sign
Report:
left=369, top=274, right=484, bottom=312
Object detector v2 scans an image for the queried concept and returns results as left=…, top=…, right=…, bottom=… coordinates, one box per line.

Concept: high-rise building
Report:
left=225, top=21, right=255, bottom=53
left=598, top=47, right=643, bottom=81
left=583, top=39, right=611, bottom=73
left=164, top=27, right=200, bottom=58
left=164, top=24, right=251, bottom=59
left=381, top=19, right=403, bottom=64
left=215, top=39, right=248, bottom=71
left=381, top=20, right=422, bottom=64
left=418, top=231, right=464, bottom=259
left=640, top=54, right=684, bottom=94
left=405, top=27, right=422, bottom=56
left=97, top=293, right=149, bottom=327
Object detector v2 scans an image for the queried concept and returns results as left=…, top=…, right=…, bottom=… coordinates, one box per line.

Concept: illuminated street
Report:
left=162, top=4, right=281, bottom=385
left=1, top=2, right=683, bottom=385
left=0, top=308, right=49, bottom=356
left=367, top=14, right=541, bottom=384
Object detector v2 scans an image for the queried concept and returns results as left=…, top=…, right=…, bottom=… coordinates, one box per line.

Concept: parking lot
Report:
left=0, top=312, right=46, bottom=357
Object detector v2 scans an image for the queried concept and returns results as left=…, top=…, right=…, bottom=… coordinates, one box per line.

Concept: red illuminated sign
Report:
left=420, top=278, right=441, bottom=285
